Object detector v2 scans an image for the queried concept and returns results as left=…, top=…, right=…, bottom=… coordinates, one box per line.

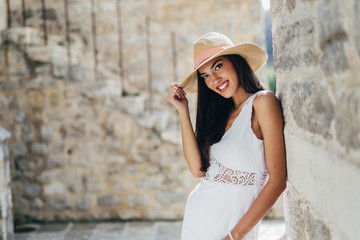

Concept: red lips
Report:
left=217, top=80, right=229, bottom=93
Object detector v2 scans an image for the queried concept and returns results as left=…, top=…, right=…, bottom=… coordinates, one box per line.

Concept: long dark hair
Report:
left=195, top=54, right=264, bottom=172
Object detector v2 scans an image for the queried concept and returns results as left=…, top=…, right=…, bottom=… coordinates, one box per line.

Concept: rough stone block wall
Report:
left=271, top=0, right=360, bottom=239
left=0, top=0, right=267, bottom=223
left=0, top=0, right=5, bottom=32
left=0, top=127, right=14, bottom=240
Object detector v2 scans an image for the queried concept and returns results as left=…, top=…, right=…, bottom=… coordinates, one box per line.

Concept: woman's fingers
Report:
left=170, top=84, right=185, bottom=100
left=167, top=83, right=188, bottom=108
left=174, top=90, right=182, bottom=100
left=176, top=88, right=185, bottom=99
left=178, top=87, right=187, bottom=96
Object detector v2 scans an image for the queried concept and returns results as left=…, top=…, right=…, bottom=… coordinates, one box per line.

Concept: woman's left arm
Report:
left=225, top=91, right=287, bottom=240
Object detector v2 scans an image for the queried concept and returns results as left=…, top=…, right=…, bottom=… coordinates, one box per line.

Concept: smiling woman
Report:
left=166, top=32, right=286, bottom=240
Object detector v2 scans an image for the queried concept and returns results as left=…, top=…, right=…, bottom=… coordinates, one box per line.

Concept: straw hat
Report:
left=179, top=32, right=268, bottom=93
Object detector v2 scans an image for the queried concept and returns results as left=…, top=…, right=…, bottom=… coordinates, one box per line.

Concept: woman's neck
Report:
left=232, top=87, right=252, bottom=109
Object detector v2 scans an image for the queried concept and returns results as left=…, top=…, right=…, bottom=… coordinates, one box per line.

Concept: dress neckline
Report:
left=223, top=93, right=255, bottom=135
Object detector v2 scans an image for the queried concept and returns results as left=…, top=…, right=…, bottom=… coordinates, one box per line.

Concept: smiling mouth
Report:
left=217, top=80, right=229, bottom=92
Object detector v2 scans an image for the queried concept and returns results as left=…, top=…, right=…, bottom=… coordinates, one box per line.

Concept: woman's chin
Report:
left=218, top=89, right=234, bottom=99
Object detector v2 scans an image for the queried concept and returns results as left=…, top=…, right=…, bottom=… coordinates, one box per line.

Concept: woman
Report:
left=166, top=32, right=286, bottom=240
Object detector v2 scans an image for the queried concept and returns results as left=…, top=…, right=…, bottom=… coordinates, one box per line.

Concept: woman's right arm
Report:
left=166, top=83, right=205, bottom=178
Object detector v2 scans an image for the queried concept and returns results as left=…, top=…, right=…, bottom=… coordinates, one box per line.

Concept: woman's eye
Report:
left=202, top=75, right=208, bottom=80
left=215, top=63, right=222, bottom=71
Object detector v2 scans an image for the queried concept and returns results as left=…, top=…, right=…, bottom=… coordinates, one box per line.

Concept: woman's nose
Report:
left=212, top=73, right=222, bottom=84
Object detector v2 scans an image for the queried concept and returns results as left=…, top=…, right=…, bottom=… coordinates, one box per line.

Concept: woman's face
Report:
left=198, top=56, right=240, bottom=98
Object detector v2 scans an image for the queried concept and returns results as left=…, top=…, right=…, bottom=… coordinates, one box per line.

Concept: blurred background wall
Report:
left=271, top=0, right=360, bottom=239
left=0, top=0, right=273, bottom=225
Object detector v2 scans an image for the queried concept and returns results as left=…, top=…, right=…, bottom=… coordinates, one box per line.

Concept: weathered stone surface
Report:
left=21, top=124, right=35, bottom=141
left=13, top=198, right=29, bottom=215
left=46, top=157, right=65, bottom=168
left=320, top=38, right=348, bottom=76
left=28, top=76, right=57, bottom=89
left=135, top=175, right=165, bottom=189
left=40, top=125, right=53, bottom=141
left=26, top=89, right=45, bottom=109
left=44, top=181, right=65, bottom=196
left=51, top=144, right=65, bottom=154
left=286, top=0, right=296, bottom=12
left=136, top=111, right=170, bottom=133
left=88, top=124, right=102, bottom=137
left=273, top=18, right=316, bottom=71
left=291, top=82, right=334, bottom=139
left=127, top=194, right=151, bottom=208
left=10, top=143, right=28, bottom=157
left=26, top=46, right=51, bottom=63
left=3, top=27, right=43, bottom=46
left=161, top=127, right=182, bottom=145
left=31, top=143, right=48, bottom=155
left=48, top=197, right=72, bottom=210
left=156, top=191, right=186, bottom=205
left=84, top=179, right=106, bottom=193
left=317, top=0, right=343, bottom=45
left=0, top=80, right=20, bottom=91
left=77, top=196, right=92, bottom=211
left=97, top=195, right=121, bottom=207
left=14, top=112, right=27, bottom=123
left=335, top=90, right=360, bottom=150
left=273, top=0, right=360, bottom=238
left=112, top=181, right=132, bottom=192
left=284, top=184, right=331, bottom=240
left=145, top=207, right=183, bottom=220
left=355, top=0, right=360, bottom=57
left=111, top=95, right=146, bottom=116
left=118, top=210, right=141, bottom=220
left=317, top=0, right=348, bottom=75
left=22, top=183, right=41, bottom=198
left=60, top=124, right=85, bottom=138
left=68, top=65, right=86, bottom=82
left=68, top=182, right=84, bottom=194
left=15, top=156, right=44, bottom=172
left=51, top=45, right=68, bottom=78
left=0, top=0, right=5, bottom=31
left=37, top=170, right=57, bottom=182
left=31, top=198, right=44, bottom=210
left=107, top=155, right=126, bottom=164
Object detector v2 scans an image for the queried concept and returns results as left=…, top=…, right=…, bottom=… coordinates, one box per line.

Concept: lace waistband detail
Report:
left=202, top=157, right=268, bottom=188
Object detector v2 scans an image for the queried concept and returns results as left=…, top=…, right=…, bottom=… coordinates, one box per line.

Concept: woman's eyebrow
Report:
left=199, top=59, right=222, bottom=76
left=210, top=59, right=222, bottom=69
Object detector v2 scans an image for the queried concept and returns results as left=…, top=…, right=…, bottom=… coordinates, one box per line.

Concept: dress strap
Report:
left=244, top=91, right=262, bottom=127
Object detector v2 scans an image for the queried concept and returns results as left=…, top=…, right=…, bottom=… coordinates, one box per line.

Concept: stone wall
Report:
left=0, top=0, right=5, bottom=32
left=0, top=0, right=267, bottom=223
left=0, top=127, right=14, bottom=240
left=271, top=0, right=360, bottom=239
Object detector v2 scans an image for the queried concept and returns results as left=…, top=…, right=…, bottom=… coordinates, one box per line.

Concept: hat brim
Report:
left=179, top=43, right=268, bottom=93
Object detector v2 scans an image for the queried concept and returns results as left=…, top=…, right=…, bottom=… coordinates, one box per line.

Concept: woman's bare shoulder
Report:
left=253, top=90, right=279, bottom=109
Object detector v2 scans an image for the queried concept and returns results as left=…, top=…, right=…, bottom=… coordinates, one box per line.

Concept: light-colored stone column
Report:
left=0, top=127, right=14, bottom=240
left=0, top=0, right=6, bottom=31
left=271, top=0, right=360, bottom=239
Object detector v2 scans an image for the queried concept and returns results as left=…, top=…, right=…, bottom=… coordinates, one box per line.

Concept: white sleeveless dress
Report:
left=181, top=92, right=269, bottom=240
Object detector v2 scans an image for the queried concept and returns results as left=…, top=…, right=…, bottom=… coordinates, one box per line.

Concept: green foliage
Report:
left=37, top=8, right=57, bottom=21
left=25, top=9, right=33, bottom=19
left=267, top=67, right=276, bottom=93
left=122, top=90, right=139, bottom=97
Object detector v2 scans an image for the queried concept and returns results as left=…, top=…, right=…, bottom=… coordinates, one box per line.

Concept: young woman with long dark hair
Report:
left=166, top=32, right=286, bottom=240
